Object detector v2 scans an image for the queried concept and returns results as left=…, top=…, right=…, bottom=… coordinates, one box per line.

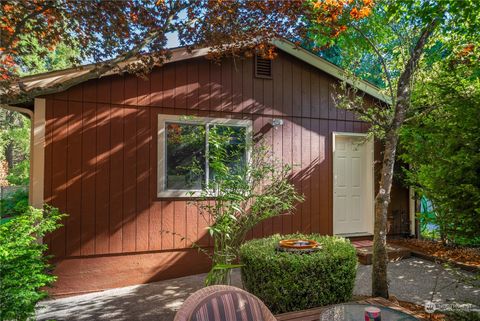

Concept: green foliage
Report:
left=1, top=38, right=79, bottom=188
left=0, top=110, right=30, bottom=186
left=0, top=188, right=29, bottom=218
left=400, top=52, right=480, bottom=246
left=240, top=234, right=357, bottom=314
left=188, top=126, right=304, bottom=286
left=0, top=205, right=66, bottom=321
left=17, top=36, right=80, bottom=77
left=306, top=0, right=480, bottom=135
left=6, top=160, right=30, bottom=186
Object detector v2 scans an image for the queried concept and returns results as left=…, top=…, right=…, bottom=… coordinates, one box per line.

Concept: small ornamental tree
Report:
left=188, top=125, right=304, bottom=286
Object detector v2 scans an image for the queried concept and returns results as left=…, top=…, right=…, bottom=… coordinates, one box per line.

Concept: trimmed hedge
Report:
left=240, top=234, right=357, bottom=314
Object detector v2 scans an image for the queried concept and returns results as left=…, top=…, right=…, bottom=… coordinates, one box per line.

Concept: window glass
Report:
left=166, top=123, right=206, bottom=189
left=208, top=125, right=247, bottom=181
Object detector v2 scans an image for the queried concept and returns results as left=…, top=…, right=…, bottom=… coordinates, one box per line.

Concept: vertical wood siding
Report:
left=45, top=51, right=407, bottom=260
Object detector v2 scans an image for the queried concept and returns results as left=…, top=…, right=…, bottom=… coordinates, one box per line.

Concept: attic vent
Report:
left=255, top=56, right=272, bottom=79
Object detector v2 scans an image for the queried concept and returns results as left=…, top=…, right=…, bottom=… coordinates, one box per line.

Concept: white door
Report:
left=333, top=134, right=373, bottom=235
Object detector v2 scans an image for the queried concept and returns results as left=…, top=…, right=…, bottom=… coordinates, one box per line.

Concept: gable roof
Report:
left=10, top=39, right=390, bottom=105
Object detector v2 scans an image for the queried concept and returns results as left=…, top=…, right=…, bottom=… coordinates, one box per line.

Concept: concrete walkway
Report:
left=36, top=258, right=479, bottom=321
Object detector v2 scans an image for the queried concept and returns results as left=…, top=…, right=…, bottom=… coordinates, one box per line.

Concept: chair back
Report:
left=174, top=285, right=277, bottom=321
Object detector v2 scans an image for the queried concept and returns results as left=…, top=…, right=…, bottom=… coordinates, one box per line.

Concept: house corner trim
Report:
left=31, top=98, right=45, bottom=208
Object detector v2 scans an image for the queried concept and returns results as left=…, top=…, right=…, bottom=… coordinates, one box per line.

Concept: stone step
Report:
left=352, top=241, right=411, bottom=265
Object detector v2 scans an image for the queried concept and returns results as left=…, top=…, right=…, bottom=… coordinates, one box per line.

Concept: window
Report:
left=158, top=115, right=252, bottom=197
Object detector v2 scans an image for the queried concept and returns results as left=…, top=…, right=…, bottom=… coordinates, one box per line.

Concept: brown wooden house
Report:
left=6, top=39, right=413, bottom=296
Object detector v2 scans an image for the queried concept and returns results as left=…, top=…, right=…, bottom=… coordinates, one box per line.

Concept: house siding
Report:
left=43, top=51, right=408, bottom=295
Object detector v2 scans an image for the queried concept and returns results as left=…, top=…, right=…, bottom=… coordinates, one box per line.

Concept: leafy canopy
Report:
left=1, top=0, right=374, bottom=103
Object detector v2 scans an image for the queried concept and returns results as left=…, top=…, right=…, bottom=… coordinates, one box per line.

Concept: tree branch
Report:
left=393, top=18, right=439, bottom=129
left=403, top=104, right=438, bottom=123
left=350, top=23, right=395, bottom=103
left=2, top=1, right=190, bottom=105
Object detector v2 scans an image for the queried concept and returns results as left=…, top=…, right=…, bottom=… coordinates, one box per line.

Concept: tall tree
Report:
left=308, top=0, right=480, bottom=297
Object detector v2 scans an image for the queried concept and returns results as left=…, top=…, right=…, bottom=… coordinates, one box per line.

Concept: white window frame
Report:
left=157, top=114, right=252, bottom=198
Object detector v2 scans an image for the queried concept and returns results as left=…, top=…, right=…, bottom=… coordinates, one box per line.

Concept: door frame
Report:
left=332, top=132, right=375, bottom=236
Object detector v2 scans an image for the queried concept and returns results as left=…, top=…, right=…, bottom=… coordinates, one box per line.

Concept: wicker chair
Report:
left=173, top=285, right=277, bottom=321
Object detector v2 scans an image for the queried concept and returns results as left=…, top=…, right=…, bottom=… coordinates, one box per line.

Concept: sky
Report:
left=166, top=31, right=181, bottom=48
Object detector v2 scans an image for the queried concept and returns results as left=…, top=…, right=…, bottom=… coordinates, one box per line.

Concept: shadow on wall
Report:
left=46, top=53, right=349, bottom=260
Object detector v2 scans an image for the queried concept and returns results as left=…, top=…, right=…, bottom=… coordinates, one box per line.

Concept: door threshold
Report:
left=335, top=232, right=373, bottom=238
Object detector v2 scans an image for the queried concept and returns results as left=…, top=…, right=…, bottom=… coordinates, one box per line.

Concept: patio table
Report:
left=319, top=303, right=418, bottom=321
left=275, top=298, right=421, bottom=321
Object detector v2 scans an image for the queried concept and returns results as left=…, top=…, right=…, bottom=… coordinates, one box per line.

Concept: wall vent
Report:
left=254, top=56, right=272, bottom=79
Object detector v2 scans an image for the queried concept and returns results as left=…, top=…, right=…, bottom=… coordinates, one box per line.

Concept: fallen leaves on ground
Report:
left=391, top=239, right=480, bottom=268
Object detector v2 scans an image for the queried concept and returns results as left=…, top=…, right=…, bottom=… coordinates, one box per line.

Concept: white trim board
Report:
left=332, top=132, right=374, bottom=235
left=1, top=103, right=43, bottom=207
left=272, top=40, right=391, bottom=104
left=31, top=98, right=46, bottom=208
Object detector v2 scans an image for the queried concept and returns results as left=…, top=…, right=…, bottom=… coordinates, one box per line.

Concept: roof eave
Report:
left=9, top=39, right=391, bottom=106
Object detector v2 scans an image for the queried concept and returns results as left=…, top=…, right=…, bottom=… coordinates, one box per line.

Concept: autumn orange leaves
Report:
left=309, top=0, right=374, bottom=39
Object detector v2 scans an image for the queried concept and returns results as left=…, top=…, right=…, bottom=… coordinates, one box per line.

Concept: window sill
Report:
left=157, top=190, right=202, bottom=198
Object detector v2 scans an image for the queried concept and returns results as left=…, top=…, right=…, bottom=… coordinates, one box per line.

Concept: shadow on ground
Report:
left=37, top=258, right=479, bottom=321
left=355, top=258, right=480, bottom=307
left=36, top=272, right=242, bottom=321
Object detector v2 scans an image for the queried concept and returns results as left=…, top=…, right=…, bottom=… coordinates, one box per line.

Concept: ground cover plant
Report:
left=240, top=234, right=357, bottom=314
left=0, top=205, right=65, bottom=321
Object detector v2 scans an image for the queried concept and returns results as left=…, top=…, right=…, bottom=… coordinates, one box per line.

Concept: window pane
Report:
left=166, top=123, right=206, bottom=189
left=208, top=125, right=247, bottom=181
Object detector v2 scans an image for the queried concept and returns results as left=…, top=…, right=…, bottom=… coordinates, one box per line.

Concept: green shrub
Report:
left=240, top=234, right=357, bottom=314
left=400, top=57, right=480, bottom=246
left=0, top=188, right=29, bottom=219
left=0, top=205, right=65, bottom=321
left=6, top=160, right=30, bottom=186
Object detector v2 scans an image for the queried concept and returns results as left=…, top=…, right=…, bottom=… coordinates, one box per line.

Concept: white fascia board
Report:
left=272, top=39, right=392, bottom=105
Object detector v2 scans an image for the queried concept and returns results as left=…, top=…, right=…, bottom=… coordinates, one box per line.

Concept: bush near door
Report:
left=240, top=234, right=357, bottom=314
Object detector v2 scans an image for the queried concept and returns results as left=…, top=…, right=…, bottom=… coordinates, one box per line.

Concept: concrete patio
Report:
left=36, top=258, right=480, bottom=321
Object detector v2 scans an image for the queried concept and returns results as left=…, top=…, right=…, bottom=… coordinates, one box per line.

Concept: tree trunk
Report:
left=372, top=139, right=395, bottom=297
left=5, top=142, right=14, bottom=170
left=371, top=20, right=438, bottom=298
